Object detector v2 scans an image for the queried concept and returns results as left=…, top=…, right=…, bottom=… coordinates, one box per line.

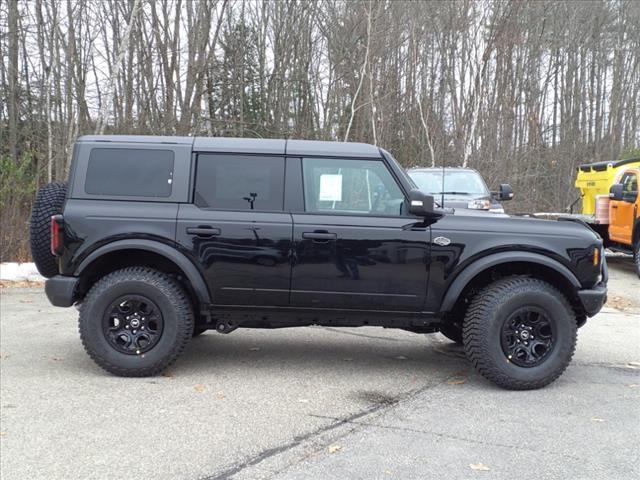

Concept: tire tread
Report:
left=79, top=267, right=193, bottom=377
left=462, top=277, right=577, bottom=390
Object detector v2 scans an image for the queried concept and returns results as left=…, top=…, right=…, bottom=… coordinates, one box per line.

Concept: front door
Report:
left=609, top=171, right=638, bottom=245
left=177, top=153, right=292, bottom=306
left=290, top=157, right=430, bottom=311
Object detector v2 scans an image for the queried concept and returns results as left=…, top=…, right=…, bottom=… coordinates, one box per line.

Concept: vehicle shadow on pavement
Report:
left=171, top=328, right=470, bottom=377
left=606, top=256, right=636, bottom=275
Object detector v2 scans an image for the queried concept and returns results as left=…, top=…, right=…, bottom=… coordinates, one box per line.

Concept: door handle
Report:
left=187, top=226, right=221, bottom=237
left=302, top=231, right=337, bottom=242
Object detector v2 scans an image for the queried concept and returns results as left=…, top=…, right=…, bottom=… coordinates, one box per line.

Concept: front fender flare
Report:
left=75, top=239, right=211, bottom=305
left=439, top=252, right=581, bottom=313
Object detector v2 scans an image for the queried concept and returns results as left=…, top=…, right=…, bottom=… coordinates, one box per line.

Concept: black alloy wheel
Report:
left=500, top=307, right=554, bottom=367
left=104, top=295, right=164, bottom=355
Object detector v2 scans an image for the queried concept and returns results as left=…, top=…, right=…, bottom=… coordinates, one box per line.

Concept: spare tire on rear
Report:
left=30, top=182, right=67, bottom=278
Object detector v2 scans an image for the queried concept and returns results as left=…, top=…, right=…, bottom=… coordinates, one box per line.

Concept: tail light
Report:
left=50, top=215, right=64, bottom=256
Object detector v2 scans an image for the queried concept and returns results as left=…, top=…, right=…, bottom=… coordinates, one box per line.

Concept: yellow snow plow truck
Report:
left=574, top=158, right=640, bottom=277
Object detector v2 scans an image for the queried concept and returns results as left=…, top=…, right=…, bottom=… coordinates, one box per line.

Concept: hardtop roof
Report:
left=77, top=135, right=381, bottom=158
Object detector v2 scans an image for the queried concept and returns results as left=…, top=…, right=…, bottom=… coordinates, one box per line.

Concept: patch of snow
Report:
left=0, top=263, right=45, bottom=282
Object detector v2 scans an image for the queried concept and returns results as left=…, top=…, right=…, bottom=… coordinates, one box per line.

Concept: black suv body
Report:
left=34, top=135, right=607, bottom=389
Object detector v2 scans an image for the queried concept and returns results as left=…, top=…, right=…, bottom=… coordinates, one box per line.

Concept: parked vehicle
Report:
left=607, top=168, right=639, bottom=277
left=30, top=136, right=607, bottom=389
left=407, top=167, right=513, bottom=213
left=569, top=159, right=639, bottom=277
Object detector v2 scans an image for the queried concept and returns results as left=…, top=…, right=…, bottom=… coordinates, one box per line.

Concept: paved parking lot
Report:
left=1, top=258, right=639, bottom=479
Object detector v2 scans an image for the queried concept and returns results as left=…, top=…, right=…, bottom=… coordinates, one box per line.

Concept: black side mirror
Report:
left=493, top=184, right=514, bottom=201
left=609, top=184, right=624, bottom=201
left=408, top=189, right=436, bottom=217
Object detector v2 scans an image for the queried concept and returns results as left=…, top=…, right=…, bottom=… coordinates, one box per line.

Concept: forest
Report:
left=1, top=0, right=639, bottom=261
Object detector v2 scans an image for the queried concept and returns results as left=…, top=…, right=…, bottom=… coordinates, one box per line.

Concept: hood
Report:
left=437, top=212, right=600, bottom=242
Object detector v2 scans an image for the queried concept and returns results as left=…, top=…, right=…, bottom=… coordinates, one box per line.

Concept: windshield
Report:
left=408, top=170, right=489, bottom=196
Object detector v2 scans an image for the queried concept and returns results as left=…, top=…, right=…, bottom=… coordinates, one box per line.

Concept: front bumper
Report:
left=577, top=283, right=607, bottom=317
left=45, top=275, right=79, bottom=307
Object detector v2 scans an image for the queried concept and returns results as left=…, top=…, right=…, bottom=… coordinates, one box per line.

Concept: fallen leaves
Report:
left=0, top=280, right=44, bottom=289
left=328, top=445, right=342, bottom=454
left=194, top=384, right=206, bottom=393
left=469, top=463, right=490, bottom=471
left=447, top=377, right=467, bottom=385
left=591, top=417, right=605, bottom=423
left=606, top=294, right=640, bottom=312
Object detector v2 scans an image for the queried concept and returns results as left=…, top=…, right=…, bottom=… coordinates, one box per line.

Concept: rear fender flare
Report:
left=75, top=239, right=211, bottom=305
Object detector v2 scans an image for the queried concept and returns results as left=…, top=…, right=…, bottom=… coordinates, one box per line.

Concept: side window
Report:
left=195, top=154, right=285, bottom=211
left=85, top=148, right=174, bottom=197
left=621, top=173, right=637, bottom=194
left=302, top=158, right=405, bottom=216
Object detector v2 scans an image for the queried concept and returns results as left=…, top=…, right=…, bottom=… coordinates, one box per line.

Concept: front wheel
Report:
left=462, top=277, right=577, bottom=390
left=79, top=267, right=194, bottom=376
left=634, top=241, right=639, bottom=279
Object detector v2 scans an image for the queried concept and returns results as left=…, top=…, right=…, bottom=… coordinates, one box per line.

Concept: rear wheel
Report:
left=462, top=277, right=577, bottom=390
left=79, top=267, right=194, bottom=376
left=29, top=182, right=67, bottom=278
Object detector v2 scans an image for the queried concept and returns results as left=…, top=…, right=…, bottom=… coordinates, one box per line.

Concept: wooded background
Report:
left=1, top=0, right=639, bottom=261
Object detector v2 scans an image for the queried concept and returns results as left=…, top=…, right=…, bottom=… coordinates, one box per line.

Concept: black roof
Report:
left=77, top=135, right=381, bottom=158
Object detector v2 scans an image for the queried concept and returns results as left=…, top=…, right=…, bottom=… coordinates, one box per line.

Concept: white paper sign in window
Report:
left=319, top=174, right=343, bottom=202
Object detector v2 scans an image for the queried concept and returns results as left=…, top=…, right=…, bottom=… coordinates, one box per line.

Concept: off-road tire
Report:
left=79, top=267, right=194, bottom=376
left=634, top=241, right=639, bottom=279
left=462, top=277, right=577, bottom=390
left=439, top=321, right=463, bottom=344
left=29, top=182, right=67, bottom=278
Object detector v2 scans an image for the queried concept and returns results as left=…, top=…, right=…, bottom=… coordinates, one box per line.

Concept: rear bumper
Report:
left=577, top=283, right=607, bottom=318
left=45, top=275, right=79, bottom=307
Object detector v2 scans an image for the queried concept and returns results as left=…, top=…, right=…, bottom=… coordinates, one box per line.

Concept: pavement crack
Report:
left=307, top=414, right=585, bottom=461
left=198, top=378, right=448, bottom=480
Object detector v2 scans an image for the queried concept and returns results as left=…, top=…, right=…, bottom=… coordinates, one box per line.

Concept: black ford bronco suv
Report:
left=30, top=135, right=607, bottom=389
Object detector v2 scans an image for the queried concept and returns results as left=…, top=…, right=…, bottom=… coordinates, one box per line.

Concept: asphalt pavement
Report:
left=1, top=259, right=638, bottom=480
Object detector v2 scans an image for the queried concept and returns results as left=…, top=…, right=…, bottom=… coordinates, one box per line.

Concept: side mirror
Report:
left=609, top=184, right=624, bottom=201
left=498, top=184, right=514, bottom=201
left=408, top=189, right=436, bottom=217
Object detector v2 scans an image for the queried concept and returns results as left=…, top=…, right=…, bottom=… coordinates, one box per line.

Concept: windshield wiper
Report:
left=435, top=191, right=470, bottom=195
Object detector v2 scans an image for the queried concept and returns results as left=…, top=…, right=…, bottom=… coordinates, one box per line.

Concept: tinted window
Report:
left=303, top=158, right=405, bottom=216
left=85, top=148, right=174, bottom=197
left=195, top=154, right=285, bottom=211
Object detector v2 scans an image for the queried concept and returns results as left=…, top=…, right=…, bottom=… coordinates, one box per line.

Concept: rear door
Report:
left=290, top=157, right=430, bottom=311
left=176, top=154, right=292, bottom=306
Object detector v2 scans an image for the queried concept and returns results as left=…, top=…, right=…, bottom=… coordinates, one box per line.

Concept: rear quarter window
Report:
left=85, top=148, right=174, bottom=197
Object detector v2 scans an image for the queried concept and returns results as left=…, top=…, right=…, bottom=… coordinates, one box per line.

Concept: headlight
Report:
left=467, top=199, right=491, bottom=210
